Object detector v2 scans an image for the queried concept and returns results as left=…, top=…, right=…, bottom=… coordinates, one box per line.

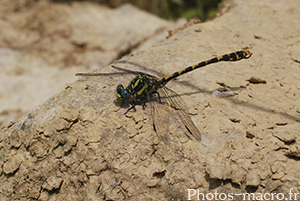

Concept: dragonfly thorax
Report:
left=115, top=84, right=130, bottom=102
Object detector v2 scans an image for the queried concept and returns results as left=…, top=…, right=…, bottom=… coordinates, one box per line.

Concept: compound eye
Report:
left=115, top=84, right=130, bottom=102
left=116, top=84, right=124, bottom=94
left=122, top=89, right=130, bottom=100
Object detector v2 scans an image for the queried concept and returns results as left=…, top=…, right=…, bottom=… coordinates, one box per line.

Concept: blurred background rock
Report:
left=0, top=0, right=226, bottom=127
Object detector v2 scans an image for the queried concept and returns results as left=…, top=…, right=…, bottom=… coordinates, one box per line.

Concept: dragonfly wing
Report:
left=149, top=93, right=171, bottom=142
left=111, top=65, right=145, bottom=75
left=112, top=63, right=162, bottom=79
left=76, top=63, right=148, bottom=77
left=160, top=86, right=201, bottom=141
left=76, top=71, right=132, bottom=76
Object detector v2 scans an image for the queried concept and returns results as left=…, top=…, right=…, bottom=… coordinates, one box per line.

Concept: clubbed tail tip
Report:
left=244, top=50, right=253, bottom=59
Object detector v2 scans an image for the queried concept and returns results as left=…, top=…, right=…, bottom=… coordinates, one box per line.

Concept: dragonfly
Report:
left=76, top=50, right=253, bottom=141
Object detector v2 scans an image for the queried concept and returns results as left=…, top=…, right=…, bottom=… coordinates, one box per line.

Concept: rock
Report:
left=274, top=130, right=296, bottom=143
left=0, top=1, right=178, bottom=127
left=3, top=155, right=22, bottom=175
left=29, top=139, right=48, bottom=158
left=42, top=176, right=63, bottom=192
left=246, top=169, right=260, bottom=187
left=1, top=0, right=300, bottom=200
left=246, top=77, right=267, bottom=84
left=9, top=130, right=23, bottom=148
left=286, top=144, right=300, bottom=158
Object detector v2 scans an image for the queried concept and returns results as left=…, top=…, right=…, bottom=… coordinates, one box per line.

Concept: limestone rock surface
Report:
left=1, top=0, right=300, bottom=200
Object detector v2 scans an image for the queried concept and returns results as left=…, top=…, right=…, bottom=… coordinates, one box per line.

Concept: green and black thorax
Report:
left=115, top=73, right=160, bottom=104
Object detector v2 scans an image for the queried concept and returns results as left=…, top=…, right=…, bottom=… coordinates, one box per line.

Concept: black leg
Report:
left=125, top=104, right=136, bottom=114
left=152, top=91, right=162, bottom=103
left=142, top=103, right=147, bottom=110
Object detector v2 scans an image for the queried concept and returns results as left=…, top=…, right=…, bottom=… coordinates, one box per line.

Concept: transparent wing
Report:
left=158, top=86, right=202, bottom=141
left=111, top=65, right=146, bottom=75
left=149, top=93, right=172, bottom=142
left=76, top=65, right=143, bottom=77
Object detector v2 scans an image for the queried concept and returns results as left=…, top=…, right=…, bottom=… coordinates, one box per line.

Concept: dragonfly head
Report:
left=115, top=84, right=130, bottom=102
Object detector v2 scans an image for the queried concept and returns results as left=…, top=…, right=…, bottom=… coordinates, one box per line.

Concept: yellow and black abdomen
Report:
left=158, top=50, right=252, bottom=87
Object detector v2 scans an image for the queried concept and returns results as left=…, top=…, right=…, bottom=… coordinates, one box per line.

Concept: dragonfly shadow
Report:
left=113, top=99, right=129, bottom=108
left=177, top=87, right=300, bottom=123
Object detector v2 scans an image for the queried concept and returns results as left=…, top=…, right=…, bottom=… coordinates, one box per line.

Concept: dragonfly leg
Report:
left=152, top=91, right=162, bottom=103
left=125, top=104, right=136, bottom=115
left=142, top=103, right=147, bottom=110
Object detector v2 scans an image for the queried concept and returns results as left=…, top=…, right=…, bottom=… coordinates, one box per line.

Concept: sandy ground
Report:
left=1, top=0, right=300, bottom=200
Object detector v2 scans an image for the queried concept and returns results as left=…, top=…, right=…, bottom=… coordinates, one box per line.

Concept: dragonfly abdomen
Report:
left=158, top=50, right=252, bottom=87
